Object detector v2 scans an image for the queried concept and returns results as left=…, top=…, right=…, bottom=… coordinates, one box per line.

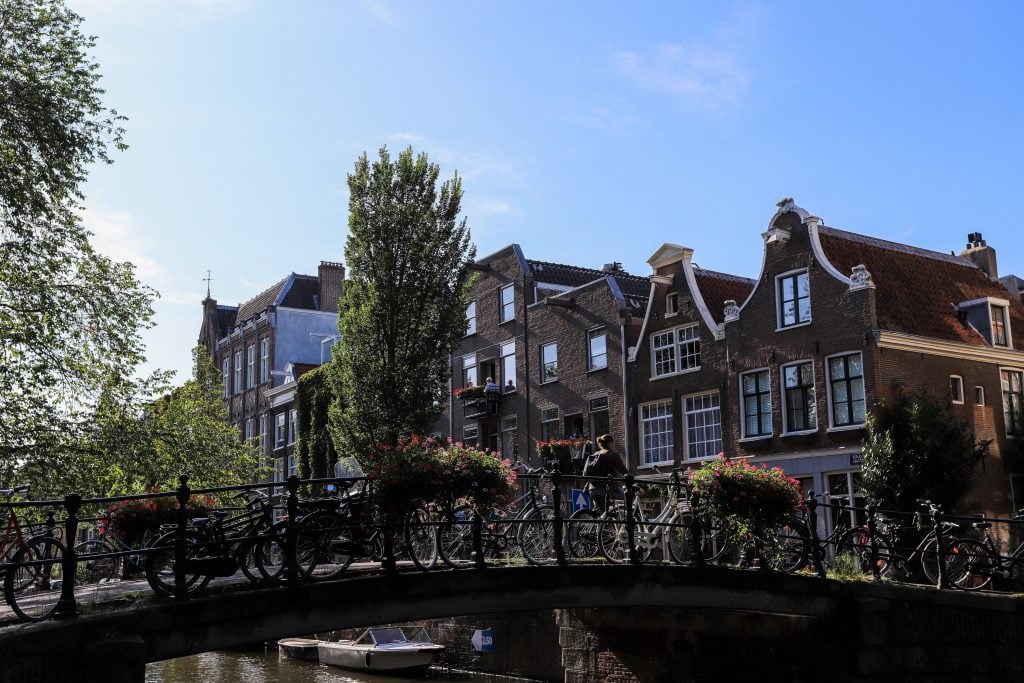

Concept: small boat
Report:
left=317, top=627, right=445, bottom=676
left=277, top=638, right=320, bottom=661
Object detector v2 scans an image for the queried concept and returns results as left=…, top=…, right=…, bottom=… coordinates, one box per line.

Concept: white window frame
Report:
left=991, top=303, right=1012, bottom=348
left=975, top=386, right=986, bottom=406
left=1001, top=367, right=1024, bottom=438
left=499, top=284, right=515, bottom=323
left=246, top=344, right=255, bottom=389
left=244, top=418, right=254, bottom=443
left=260, top=338, right=270, bottom=384
left=780, top=360, right=817, bottom=435
left=463, top=424, right=479, bottom=446
left=233, top=351, right=242, bottom=395
left=588, top=395, right=609, bottom=441
left=288, top=453, right=298, bottom=477
left=775, top=268, right=812, bottom=331
left=259, top=414, right=267, bottom=450
left=587, top=328, right=608, bottom=371
left=274, top=413, right=286, bottom=450
left=825, top=351, right=867, bottom=431
left=499, top=341, right=516, bottom=393
left=950, top=375, right=965, bottom=405
left=287, top=408, right=297, bottom=445
left=739, top=367, right=773, bottom=440
left=824, top=469, right=866, bottom=534
left=501, top=415, right=517, bottom=458
left=665, top=292, right=679, bottom=317
left=540, top=342, right=558, bottom=383
left=540, top=407, right=559, bottom=441
left=650, top=323, right=700, bottom=379
left=638, top=399, right=674, bottom=467
left=222, top=358, right=230, bottom=399
left=682, top=391, right=721, bottom=461
left=465, top=301, right=477, bottom=336
left=462, top=353, right=478, bottom=388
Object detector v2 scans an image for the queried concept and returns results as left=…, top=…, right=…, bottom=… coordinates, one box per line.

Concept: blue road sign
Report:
left=570, top=488, right=591, bottom=513
left=472, top=629, right=493, bottom=653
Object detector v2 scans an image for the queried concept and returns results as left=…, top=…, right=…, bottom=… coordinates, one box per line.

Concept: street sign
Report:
left=471, top=629, right=493, bottom=653
left=570, top=488, right=591, bottom=513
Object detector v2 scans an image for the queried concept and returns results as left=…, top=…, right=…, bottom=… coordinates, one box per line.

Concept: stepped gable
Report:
left=818, top=226, right=1024, bottom=347
left=693, top=268, right=755, bottom=324
left=280, top=275, right=320, bottom=309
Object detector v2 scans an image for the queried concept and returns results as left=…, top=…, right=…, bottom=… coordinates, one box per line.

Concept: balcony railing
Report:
left=462, top=391, right=500, bottom=419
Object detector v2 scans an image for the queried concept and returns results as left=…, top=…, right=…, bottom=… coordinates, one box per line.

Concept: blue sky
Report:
left=68, top=0, right=1024, bottom=381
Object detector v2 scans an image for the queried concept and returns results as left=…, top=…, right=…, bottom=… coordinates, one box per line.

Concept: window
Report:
left=991, top=304, right=1009, bottom=347
left=501, top=416, right=518, bottom=459
left=465, top=301, right=477, bottom=336
left=288, top=454, right=298, bottom=477
left=499, top=284, right=514, bottom=323
left=540, top=407, right=560, bottom=441
left=588, top=396, right=609, bottom=441
left=975, top=386, right=986, bottom=406
left=684, top=393, right=721, bottom=460
left=287, top=409, right=297, bottom=445
left=640, top=401, right=673, bottom=465
left=244, top=418, right=254, bottom=443
left=259, top=414, right=267, bottom=450
left=233, top=351, right=242, bottom=394
left=825, top=471, right=867, bottom=534
left=222, top=358, right=230, bottom=399
left=777, top=270, right=811, bottom=328
left=950, top=375, right=964, bottom=404
left=540, top=342, right=558, bottom=382
left=828, top=353, right=866, bottom=427
left=666, top=293, right=679, bottom=316
left=246, top=344, right=255, bottom=389
left=500, top=341, right=516, bottom=393
left=260, top=338, right=270, bottom=384
left=588, top=329, right=607, bottom=371
left=650, top=324, right=700, bottom=378
left=463, top=424, right=479, bottom=446
left=1002, top=369, right=1024, bottom=437
left=741, top=369, right=772, bottom=437
left=274, top=456, right=285, bottom=483
left=1011, top=474, right=1024, bottom=517
left=782, top=361, right=816, bottom=432
left=275, top=413, right=286, bottom=449
left=462, top=353, right=478, bottom=388
left=794, top=476, right=814, bottom=499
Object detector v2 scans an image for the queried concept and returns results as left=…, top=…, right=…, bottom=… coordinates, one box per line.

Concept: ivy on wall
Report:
left=294, top=364, right=338, bottom=480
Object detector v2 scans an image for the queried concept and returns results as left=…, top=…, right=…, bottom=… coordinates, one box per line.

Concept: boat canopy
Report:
left=353, top=627, right=434, bottom=646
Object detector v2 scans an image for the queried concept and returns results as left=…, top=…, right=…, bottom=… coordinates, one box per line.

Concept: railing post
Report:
left=285, top=475, right=300, bottom=585
left=54, top=493, right=81, bottom=617
left=805, top=491, right=826, bottom=579
left=45, top=508, right=57, bottom=539
left=174, top=475, right=191, bottom=601
left=472, top=510, right=485, bottom=569
left=866, top=504, right=881, bottom=581
left=688, top=485, right=704, bottom=566
left=624, top=473, right=639, bottom=564
left=551, top=466, right=566, bottom=565
left=931, top=504, right=950, bottom=589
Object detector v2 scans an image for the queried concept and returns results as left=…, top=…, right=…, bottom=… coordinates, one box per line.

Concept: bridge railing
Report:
left=1, top=470, right=1021, bottom=624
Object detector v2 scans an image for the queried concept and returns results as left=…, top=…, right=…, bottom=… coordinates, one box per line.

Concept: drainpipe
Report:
left=619, top=318, right=631, bottom=468
left=448, top=352, right=454, bottom=438
left=523, top=281, right=532, bottom=462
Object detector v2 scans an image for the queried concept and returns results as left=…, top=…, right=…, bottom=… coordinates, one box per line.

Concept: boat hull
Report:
left=317, top=641, right=444, bottom=675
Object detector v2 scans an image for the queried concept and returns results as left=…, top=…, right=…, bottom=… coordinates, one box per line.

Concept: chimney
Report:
left=602, top=262, right=624, bottom=273
left=959, top=232, right=998, bottom=280
left=318, top=261, right=346, bottom=313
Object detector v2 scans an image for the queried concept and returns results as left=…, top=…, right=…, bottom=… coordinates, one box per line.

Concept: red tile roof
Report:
left=693, top=268, right=755, bottom=324
left=819, top=226, right=1024, bottom=347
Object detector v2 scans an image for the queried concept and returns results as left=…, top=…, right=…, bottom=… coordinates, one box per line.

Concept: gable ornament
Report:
left=724, top=299, right=741, bottom=322
left=849, top=264, right=875, bottom=291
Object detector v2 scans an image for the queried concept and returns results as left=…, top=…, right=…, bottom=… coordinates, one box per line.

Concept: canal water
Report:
left=146, top=650, right=529, bottom=682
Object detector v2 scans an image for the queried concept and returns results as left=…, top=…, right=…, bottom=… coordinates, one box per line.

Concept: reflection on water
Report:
left=147, top=650, right=524, bottom=683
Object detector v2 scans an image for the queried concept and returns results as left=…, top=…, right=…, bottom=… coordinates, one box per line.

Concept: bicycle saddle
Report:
left=972, top=522, right=992, bottom=530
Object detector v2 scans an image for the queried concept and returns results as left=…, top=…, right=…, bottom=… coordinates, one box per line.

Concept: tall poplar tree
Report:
left=329, top=147, right=475, bottom=459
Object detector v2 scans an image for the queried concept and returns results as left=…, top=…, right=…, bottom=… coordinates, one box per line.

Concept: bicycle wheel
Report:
left=835, top=527, right=891, bottom=575
left=144, top=530, right=212, bottom=598
left=699, top=517, right=734, bottom=564
left=254, top=521, right=321, bottom=584
left=73, top=539, right=119, bottom=587
left=519, top=506, right=556, bottom=566
left=4, top=536, right=65, bottom=622
left=919, top=536, right=965, bottom=586
left=405, top=508, right=438, bottom=571
left=568, top=509, right=600, bottom=559
left=667, top=516, right=692, bottom=564
left=949, top=538, right=993, bottom=591
left=438, top=510, right=473, bottom=567
left=305, top=510, right=356, bottom=579
left=599, top=511, right=630, bottom=563
left=763, top=519, right=810, bottom=573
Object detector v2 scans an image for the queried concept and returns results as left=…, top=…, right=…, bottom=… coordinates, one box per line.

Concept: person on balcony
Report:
left=484, top=377, right=498, bottom=393
left=484, top=377, right=499, bottom=415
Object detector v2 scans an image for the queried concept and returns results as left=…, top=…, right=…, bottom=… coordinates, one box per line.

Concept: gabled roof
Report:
left=280, top=275, right=320, bottom=309
left=527, top=259, right=648, bottom=290
left=818, top=226, right=1024, bottom=347
left=234, top=273, right=323, bottom=324
left=236, top=276, right=289, bottom=323
left=614, top=275, right=652, bottom=314
left=692, top=268, right=756, bottom=325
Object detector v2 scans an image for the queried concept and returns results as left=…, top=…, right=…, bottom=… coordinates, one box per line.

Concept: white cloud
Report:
left=358, top=0, right=398, bottom=25
left=80, top=207, right=164, bottom=282
left=464, top=198, right=519, bottom=219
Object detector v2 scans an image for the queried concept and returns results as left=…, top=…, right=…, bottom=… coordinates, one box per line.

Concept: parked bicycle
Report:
left=1, top=485, right=66, bottom=622
left=938, top=511, right=1024, bottom=591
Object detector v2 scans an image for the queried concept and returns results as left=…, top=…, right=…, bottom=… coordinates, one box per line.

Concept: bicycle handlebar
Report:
left=1, top=484, right=29, bottom=498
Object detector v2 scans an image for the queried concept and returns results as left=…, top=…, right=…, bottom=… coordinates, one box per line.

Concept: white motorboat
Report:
left=317, top=627, right=446, bottom=675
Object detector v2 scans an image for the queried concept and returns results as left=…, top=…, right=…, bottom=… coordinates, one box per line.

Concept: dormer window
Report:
left=991, top=304, right=1009, bottom=347
left=777, top=270, right=811, bottom=329
left=666, top=293, right=679, bottom=316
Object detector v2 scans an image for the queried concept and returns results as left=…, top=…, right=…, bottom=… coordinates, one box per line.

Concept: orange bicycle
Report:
left=0, top=485, right=66, bottom=621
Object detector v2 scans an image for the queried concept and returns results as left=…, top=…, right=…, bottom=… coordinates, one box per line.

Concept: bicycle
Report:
left=74, top=524, right=158, bottom=587
left=1, top=485, right=67, bottom=622
left=941, top=511, right=1024, bottom=591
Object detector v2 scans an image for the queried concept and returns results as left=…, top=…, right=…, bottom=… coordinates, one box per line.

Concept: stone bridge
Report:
left=1, top=564, right=1022, bottom=682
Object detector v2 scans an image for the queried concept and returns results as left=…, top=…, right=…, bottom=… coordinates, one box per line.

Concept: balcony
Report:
left=457, top=387, right=501, bottom=419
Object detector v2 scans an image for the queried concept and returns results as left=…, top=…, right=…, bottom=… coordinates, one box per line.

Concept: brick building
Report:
left=197, top=262, right=344, bottom=478
left=438, top=199, right=1024, bottom=527
left=435, top=245, right=649, bottom=463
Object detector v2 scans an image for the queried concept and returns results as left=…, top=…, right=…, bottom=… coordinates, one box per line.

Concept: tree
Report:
left=328, top=146, right=475, bottom=459
left=295, top=364, right=338, bottom=480
left=859, top=386, right=989, bottom=513
left=0, top=0, right=154, bottom=475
